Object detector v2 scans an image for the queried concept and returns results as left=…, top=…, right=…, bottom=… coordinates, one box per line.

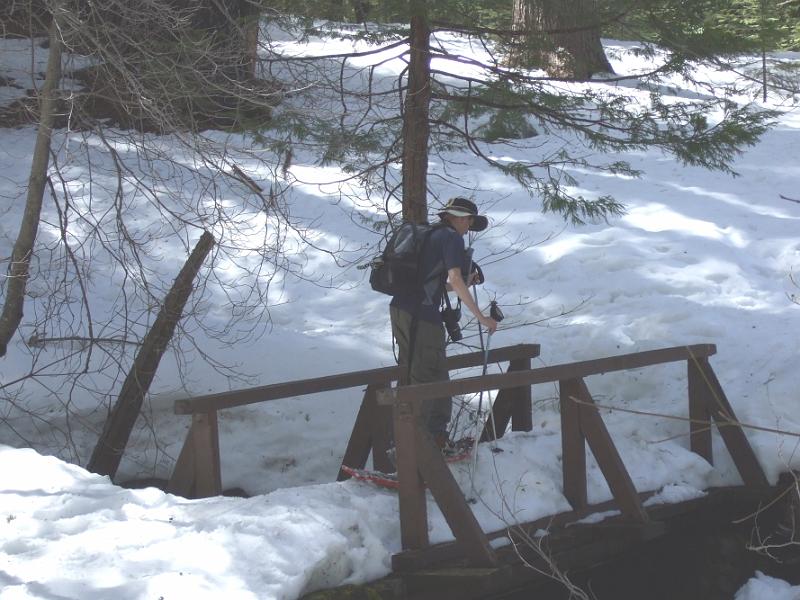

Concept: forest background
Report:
left=1, top=2, right=800, bottom=596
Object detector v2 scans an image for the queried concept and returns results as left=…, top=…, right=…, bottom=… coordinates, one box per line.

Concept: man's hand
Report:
left=468, top=263, right=484, bottom=286
left=478, top=314, right=498, bottom=335
left=448, top=266, right=498, bottom=334
left=467, top=271, right=481, bottom=286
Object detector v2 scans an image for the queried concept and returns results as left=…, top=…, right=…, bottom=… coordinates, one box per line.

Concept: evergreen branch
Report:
left=262, top=37, right=409, bottom=63
left=430, top=11, right=630, bottom=37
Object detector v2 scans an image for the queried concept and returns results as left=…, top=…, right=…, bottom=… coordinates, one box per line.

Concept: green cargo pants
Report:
left=390, top=305, right=452, bottom=436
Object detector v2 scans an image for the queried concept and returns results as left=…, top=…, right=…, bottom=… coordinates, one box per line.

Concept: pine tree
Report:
left=508, top=0, right=614, bottom=79
left=269, top=0, right=777, bottom=223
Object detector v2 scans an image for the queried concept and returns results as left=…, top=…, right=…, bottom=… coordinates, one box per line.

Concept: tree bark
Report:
left=401, top=3, right=432, bottom=224
left=0, top=13, right=62, bottom=358
left=67, top=0, right=268, bottom=131
left=87, top=231, right=215, bottom=478
left=352, top=0, right=370, bottom=23
left=510, top=0, right=613, bottom=80
left=179, top=0, right=261, bottom=80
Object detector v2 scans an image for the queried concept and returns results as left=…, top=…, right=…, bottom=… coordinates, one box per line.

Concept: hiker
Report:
left=389, top=197, right=498, bottom=450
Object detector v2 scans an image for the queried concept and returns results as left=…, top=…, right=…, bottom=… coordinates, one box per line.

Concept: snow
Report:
left=0, top=446, right=398, bottom=599
left=735, top=572, right=800, bottom=600
left=1, top=25, right=800, bottom=600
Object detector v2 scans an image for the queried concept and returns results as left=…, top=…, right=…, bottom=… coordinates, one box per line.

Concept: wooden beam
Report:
left=394, top=399, right=429, bottom=550
left=688, top=359, right=713, bottom=464
left=338, top=385, right=380, bottom=480
left=371, top=400, right=394, bottom=473
left=404, top=566, right=513, bottom=598
left=175, top=344, right=540, bottom=414
left=415, top=428, right=498, bottom=567
left=571, top=379, right=648, bottom=522
left=480, top=357, right=533, bottom=442
left=694, top=358, right=769, bottom=487
left=560, top=379, right=587, bottom=510
left=379, top=344, right=717, bottom=406
left=393, top=485, right=780, bottom=572
left=510, top=357, right=533, bottom=432
left=166, top=425, right=196, bottom=497
left=479, top=391, right=512, bottom=443
left=393, top=493, right=664, bottom=572
left=190, top=411, right=222, bottom=498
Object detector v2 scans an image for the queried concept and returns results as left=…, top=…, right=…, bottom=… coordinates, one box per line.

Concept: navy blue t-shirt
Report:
left=390, top=224, right=467, bottom=323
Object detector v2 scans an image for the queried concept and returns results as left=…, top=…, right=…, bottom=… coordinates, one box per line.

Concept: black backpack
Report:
left=369, top=221, right=443, bottom=296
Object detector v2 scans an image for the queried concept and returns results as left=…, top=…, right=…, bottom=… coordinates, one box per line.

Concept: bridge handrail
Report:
left=174, top=343, right=540, bottom=415
left=377, top=344, right=717, bottom=405
left=167, top=343, right=539, bottom=499
left=380, top=341, right=771, bottom=571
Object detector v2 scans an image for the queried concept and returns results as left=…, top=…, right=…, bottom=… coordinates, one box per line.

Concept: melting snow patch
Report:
left=734, top=571, right=800, bottom=600
left=643, top=484, right=707, bottom=506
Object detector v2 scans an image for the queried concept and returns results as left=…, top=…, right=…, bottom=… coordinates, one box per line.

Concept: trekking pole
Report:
left=472, top=283, right=485, bottom=420
left=484, top=301, right=504, bottom=447
left=468, top=283, right=487, bottom=497
left=471, top=297, right=504, bottom=479
left=483, top=332, right=499, bottom=447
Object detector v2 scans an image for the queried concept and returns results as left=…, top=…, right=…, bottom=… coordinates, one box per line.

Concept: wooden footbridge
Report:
left=167, top=342, right=797, bottom=599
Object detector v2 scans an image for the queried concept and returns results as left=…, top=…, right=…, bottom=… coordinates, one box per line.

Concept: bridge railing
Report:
left=167, top=343, right=541, bottom=498
left=374, top=343, right=769, bottom=570
left=168, top=341, right=768, bottom=572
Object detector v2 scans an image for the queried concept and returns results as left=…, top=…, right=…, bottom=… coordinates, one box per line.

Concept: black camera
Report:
left=441, top=306, right=462, bottom=342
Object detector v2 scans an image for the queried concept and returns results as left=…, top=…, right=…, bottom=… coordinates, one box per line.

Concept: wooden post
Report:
left=339, top=385, right=381, bottom=479
left=688, top=358, right=713, bottom=464
left=167, top=411, right=222, bottom=498
left=394, top=396, right=429, bottom=550
left=480, top=390, right=512, bottom=442
left=510, top=356, right=533, bottom=432
left=694, top=358, right=768, bottom=487
left=480, top=357, right=533, bottom=442
left=415, top=428, right=497, bottom=567
left=371, top=396, right=394, bottom=473
left=191, top=411, right=222, bottom=497
left=560, top=378, right=587, bottom=510
left=167, top=425, right=196, bottom=497
left=571, top=379, right=648, bottom=522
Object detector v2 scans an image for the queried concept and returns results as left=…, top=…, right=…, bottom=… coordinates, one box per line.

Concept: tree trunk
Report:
left=401, top=3, right=431, bottom=224
left=69, top=0, right=269, bottom=131
left=0, top=0, right=50, bottom=36
left=87, top=231, right=215, bottom=478
left=510, top=0, right=613, bottom=80
left=352, top=0, right=371, bottom=23
left=180, top=0, right=261, bottom=81
left=0, top=13, right=62, bottom=358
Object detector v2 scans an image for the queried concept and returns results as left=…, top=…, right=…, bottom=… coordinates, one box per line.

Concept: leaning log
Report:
left=88, top=231, right=215, bottom=478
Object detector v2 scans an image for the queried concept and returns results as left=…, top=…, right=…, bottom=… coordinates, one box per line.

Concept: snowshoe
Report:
left=341, top=437, right=474, bottom=490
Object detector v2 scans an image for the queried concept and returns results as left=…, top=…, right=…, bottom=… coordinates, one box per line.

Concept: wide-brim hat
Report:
left=437, top=197, right=488, bottom=232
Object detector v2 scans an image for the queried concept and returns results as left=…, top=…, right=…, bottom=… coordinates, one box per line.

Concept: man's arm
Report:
left=447, top=267, right=497, bottom=334
left=444, top=270, right=480, bottom=291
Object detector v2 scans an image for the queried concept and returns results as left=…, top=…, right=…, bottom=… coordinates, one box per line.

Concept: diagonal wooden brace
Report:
left=562, top=378, right=648, bottom=522
left=415, top=428, right=498, bottom=567
left=691, top=357, right=768, bottom=487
